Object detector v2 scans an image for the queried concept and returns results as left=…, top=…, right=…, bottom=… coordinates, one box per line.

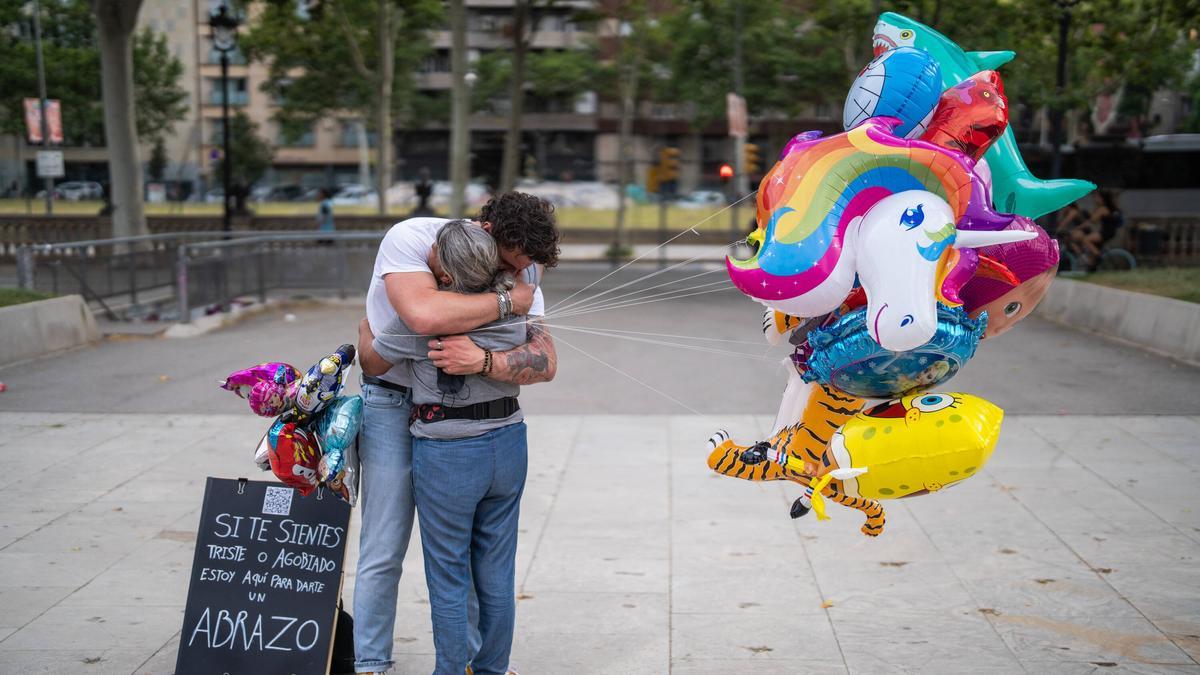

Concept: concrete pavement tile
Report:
left=1100, top=563, right=1200, bottom=623
left=0, top=552, right=117, bottom=588
left=0, top=648, right=152, bottom=675
left=57, top=562, right=191, bottom=608
left=672, top=543, right=825, bottom=615
left=0, top=586, right=75, bottom=631
left=670, top=611, right=842, bottom=663
left=1055, top=530, right=1200, bottom=568
left=0, top=604, right=184, bottom=651
left=1152, top=619, right=1200, bottom=663
left=829, top=607, right=1022, bottom=673
left=809, top=559, right=982, bottom=615
left=522, top=537, right=668, bottom=594
left=990, top=613, right=1193, bottom=665
left=959, top=573, right=1143, bottom=619
left=510, top=630, right=669, bottom=675
left=670, top=659, right=848, bottom=675
left=132, top=634, right=182, bottom=675
left=1019, top=663, right=1200, bottom=674
left=514, top=590, right=667, bottom=635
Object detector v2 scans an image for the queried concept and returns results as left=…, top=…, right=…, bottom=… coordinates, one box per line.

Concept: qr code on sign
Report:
left=262, top=486, right=293, bottom=516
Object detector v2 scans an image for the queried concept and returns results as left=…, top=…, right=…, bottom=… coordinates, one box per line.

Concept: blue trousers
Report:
left=413, top=422, right=528, bottom=675
left=353, top=383, right=482, bottom=672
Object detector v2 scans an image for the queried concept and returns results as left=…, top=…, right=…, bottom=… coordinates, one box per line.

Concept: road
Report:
left=1, top=263, right=1197, bottom=416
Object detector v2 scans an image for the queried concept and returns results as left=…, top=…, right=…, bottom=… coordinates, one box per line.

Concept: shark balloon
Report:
left=872, top=12, right=1095, bottom=218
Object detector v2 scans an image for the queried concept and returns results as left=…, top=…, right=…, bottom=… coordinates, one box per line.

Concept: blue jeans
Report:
left=354, top=382, right=416, bottom=673
left=413, top=422, right=528, bottom=675
left=353, top=383, right=482, bottom=673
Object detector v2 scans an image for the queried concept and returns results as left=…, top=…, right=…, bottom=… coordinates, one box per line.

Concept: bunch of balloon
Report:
left=221, top=344, right=362, bottom=505
left=709, top=13, right=1089, bottom=537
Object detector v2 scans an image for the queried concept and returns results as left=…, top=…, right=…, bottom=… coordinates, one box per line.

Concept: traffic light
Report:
left=743, top=143, right=761, bottom=178
left=718, top=163, right=734, bottom=181
left=658, top=147, right=681, bottom=183
left=646, top=164, right=660, bottom=194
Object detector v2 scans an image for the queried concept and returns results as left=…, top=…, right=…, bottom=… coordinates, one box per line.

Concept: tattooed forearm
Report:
left=489, top=318, right=557, bottom=385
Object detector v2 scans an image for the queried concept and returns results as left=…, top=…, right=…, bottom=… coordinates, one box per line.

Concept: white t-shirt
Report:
left=366, top=217, right=545, bottom=386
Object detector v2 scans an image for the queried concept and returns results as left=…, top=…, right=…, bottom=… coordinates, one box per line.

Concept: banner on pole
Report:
left=726, top=93, right=747, bottom=139
left=24, top=99, right=63, bottom=145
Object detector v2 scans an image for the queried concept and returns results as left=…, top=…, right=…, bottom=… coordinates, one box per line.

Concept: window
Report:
left=207, top=43, right=246, bottom=65
left=338, top=121, right=378, bottom=148
left=418, top=51, right=452, bottom=74
left=209, top=78, right=248, bottom=106
left=278, top=123, right=315, bottom=148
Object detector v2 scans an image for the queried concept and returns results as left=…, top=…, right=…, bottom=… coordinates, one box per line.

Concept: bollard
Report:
left=176, top=245, right=190, bottom=323
left=15, top=246, right=34, bottom=290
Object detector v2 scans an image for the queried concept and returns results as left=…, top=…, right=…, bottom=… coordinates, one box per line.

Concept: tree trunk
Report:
left=356, top=118, right=372, bottom=192
left=499, top=1, right=530, bottom=193
left=375, top=0, right=394, bottom=215
left=613, top=61, right=639, bottom=256
left=448, top=0, right=469, bottom=217
left=93, top=0, right=147, bottom=239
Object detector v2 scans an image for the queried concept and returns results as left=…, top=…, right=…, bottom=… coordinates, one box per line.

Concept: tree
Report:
left=214, top=112, right=274, bottom=214
left=0, top=0, right=187, bottom=216
left=132, top=27, right=188, bottom=146
left=239, top=0, right=443, bottom=214
left=148, top=137, right=167, bottom=182
left=449, top=0, right=469, bottom=216
left=92, top=0, right=146, bottom=239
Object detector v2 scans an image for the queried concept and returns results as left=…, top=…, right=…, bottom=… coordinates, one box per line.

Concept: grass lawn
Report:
left=1079, top=268, right=1200, bottom=304
left=0, top=288, right=51, bottom=308
left=0, top=199, right=734, bottom=231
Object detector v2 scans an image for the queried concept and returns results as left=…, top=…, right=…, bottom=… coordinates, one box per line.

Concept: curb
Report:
left=1035, top=277, right=1200, bottom=365
left=0, top=295, right=99, bottom=367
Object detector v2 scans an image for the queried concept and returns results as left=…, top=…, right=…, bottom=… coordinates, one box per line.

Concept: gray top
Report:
left=372, top=314, right=527, bottom=440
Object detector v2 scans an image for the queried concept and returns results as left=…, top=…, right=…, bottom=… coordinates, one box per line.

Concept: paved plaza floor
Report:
left=1, top=411, right=1198, bottom=674
left=1, top=266, right=1199, bottom=673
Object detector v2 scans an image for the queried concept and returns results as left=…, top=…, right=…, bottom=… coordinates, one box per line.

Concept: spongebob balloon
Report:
left=707, top=392, right=1004, bottom=537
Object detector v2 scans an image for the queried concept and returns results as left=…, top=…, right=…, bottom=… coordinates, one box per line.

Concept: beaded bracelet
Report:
left=481, top=349, right=493, bottom=375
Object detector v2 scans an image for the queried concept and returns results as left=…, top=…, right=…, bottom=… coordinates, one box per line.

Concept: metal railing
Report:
left=175, top=232, right=384, bottom=322
left=16, top=231, right=382, bottom=322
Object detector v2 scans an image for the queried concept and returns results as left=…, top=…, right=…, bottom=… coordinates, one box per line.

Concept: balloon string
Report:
left=540, top=322, right=773, bottom=361
left=548, top=255, right=724, bottom=317
left=551, top=331, right=705, bottom=415
left=544, top=190, right=758, bottom=316
left=546, top=266, right=727, bottom=319
left=542, top=323, right=767, bottom=347
left=546, top=284, right=739, bottom=321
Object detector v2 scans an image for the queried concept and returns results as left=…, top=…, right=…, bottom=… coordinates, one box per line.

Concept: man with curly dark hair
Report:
left=353, top=191, right=559, bottom=675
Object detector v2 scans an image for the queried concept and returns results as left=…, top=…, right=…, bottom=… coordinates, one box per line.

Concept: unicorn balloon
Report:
left=727, top=118, right=1034, bottom=352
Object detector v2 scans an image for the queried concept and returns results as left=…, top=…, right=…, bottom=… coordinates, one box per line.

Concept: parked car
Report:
left=267, top=184, right=307, bottom=202
left=675, top=190, right=727, bottom=209
left=249, top=185, right=274, bottom=202
left=41, top=181, right=103, bottom=201
left=203, top=188, right=225, bottom=203
left=331, top=184, right=378, bottom=205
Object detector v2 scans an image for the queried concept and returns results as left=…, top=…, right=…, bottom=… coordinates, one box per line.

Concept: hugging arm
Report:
left=385, top=272, right=534, bottom=335
left=431, top=318, right=557, bottom=384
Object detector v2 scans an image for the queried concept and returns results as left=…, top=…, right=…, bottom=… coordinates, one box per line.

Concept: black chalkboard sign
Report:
left=175, top=477, right=351, bottom=675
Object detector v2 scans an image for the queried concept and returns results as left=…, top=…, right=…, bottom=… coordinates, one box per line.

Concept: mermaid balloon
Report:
left=960, top=216, right=1060, bottom=338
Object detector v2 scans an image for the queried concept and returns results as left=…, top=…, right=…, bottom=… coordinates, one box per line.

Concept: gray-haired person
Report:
left=359, top=220, right=530, bottom=675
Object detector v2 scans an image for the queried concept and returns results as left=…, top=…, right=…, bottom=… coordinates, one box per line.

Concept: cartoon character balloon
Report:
left=314, top=395, right=363, bottom=504
left=292, top=344, right=356, bottom=414
left=960, top=216, right=1060, bottom=338
left=871, top=11, right=1094, bottom=217
left=920, top=70, right=1008, bottom=161
left=265, top=418, right=323, bottom=495
left=219, top=362, right=301, bottom=417
left=708, top=392, right=1004, bottom=536
left=843, top=46, right=942, bottom=138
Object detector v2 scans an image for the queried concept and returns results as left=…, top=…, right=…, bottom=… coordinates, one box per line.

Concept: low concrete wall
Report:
left=0, top=295, right=99, bottom=367
left=1035, top=278, right=1200, bottom=364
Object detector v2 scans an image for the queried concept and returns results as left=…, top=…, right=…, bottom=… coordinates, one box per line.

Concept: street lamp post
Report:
left=30, top=0, right=53, bottom=215
left=209, top=4, right=239, bottom=234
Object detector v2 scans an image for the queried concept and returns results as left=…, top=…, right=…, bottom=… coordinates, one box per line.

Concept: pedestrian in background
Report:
left=318, top=187, right=335, bottom=245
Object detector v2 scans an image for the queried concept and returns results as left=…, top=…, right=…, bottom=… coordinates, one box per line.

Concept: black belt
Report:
left=411, top=397, right=520, bottom=424
left=362, top=375, right=410, bottom=395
